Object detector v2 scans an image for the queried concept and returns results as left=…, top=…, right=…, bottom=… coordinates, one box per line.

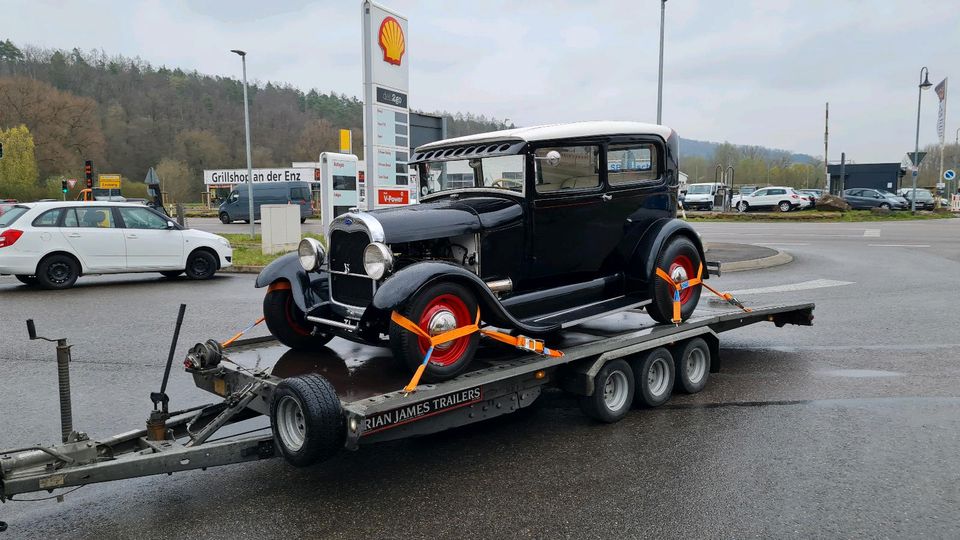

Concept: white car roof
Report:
left=18, top=201, right=147, bottom=210
left=416, top=121, right=674, bottom=151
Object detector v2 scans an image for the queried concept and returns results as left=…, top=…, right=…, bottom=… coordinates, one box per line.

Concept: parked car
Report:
left=0, top=200, right=17, bottom=217
left=0, top=201, right=233, bottom=289
left=842, top=188, right=907, bottom=210
left=219, top=181, right=313, bottom=224
left=896, top=187, right=935, bottom=210
left=736, top=186, right=808, bottom=212
left=682, top=182, right=724, bottom=210
left=256, top=121, right=712, bottom=382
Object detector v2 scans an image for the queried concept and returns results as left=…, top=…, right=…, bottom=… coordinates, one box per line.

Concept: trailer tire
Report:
left=578, top=359, right=635, bottom=423
left=674, top=337, right=710, bottom=394
left=631, top=347, right=675, bottom=408
left=271, top=374, right=345, bottom=467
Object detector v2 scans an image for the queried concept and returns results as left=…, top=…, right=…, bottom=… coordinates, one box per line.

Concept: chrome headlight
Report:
left=298, top=238, right=325, bottom=272
left=363, top=242, right=394, bottom=280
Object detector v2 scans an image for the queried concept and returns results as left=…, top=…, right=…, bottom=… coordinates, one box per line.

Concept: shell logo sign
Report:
left=378, top=16, right=405, bottom=66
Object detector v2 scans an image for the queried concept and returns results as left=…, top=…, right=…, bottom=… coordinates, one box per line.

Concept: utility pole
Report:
left=231, top=49, right=256, bottom=238
left=656, top=0, right=666, bottom=124
left=824, top=102, right=829, bottom=192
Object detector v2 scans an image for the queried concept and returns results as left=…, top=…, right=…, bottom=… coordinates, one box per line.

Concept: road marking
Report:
left=867, top=244, right=930, bottom=248
left=863, top=229, right=881, bottom=237
left=751, top=242, right=810, bottom=246
left=725, top=279, right=855, bottom=296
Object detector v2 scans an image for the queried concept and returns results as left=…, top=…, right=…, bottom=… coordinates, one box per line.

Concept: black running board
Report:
left=520, top=295, right=651, bottom=329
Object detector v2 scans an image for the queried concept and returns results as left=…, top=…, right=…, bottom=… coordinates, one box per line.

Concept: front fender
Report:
left=370, top=261, right=558, bottom=334
left=255, top=252, right=328, bottom=313
left=630, top=218, right=708, bottom=282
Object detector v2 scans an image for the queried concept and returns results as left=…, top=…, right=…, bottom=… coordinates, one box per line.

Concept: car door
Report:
left=528, top=143, right=607, bottom=283
left=59, top=206, right=126, bottom=272
left=749, top=188, right=769, bottom=208
left=847, top=189, right=869, bottom=209
left=117, top=206, right=184, bottom=270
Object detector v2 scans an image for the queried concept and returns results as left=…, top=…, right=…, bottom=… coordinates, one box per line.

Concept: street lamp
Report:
left=231, top=49, right=256, bottom=238
left=656, top=0, right=666, bottom=124
left=911, top=66, right=932, bottom=213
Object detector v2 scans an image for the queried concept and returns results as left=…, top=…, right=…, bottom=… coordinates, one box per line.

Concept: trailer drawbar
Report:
left=0, top=301, right=813, bottom=531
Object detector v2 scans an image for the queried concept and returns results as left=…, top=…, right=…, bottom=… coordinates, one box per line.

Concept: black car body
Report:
left=897, top=188, right=935, bottom=210
left=257, top=121, right=710, bottom=381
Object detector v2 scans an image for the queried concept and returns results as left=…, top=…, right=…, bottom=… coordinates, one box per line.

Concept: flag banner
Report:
left=935, top=78, right=947, bottom=144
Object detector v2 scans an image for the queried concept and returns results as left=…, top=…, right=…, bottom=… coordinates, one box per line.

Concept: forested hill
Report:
left=0, top=40, right=816, bottom=201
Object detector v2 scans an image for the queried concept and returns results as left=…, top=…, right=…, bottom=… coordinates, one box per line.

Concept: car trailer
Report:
left=0, top=301, right=813, bottom=531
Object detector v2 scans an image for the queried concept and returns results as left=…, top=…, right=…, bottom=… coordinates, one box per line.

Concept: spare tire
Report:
left=270, top=374, right=345, bottom=467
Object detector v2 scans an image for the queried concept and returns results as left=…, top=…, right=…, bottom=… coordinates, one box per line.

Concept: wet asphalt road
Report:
left=1, top=218, right=959, bottom=538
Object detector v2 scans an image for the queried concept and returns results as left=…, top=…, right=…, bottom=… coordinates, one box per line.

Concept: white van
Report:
left=682, top=183, right=724, bottom=211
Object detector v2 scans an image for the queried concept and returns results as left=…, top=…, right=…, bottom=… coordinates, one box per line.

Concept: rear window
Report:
left=32, top=209, right=63, bottom=227
left=0, top=206, right=29, bottom=227
left=290, top=187, right=310, bottom=200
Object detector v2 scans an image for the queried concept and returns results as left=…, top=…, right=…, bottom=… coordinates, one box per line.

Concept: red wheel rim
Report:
left=285, top=295, right=312, bottom=336
left=417, top=293, right=471, bottom=367
left=668, top=255, right=695, bottom=305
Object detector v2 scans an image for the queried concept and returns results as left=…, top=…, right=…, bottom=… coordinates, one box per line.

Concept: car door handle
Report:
left=67, top=233, right=81, bottom=238
left=126, top=234, right=138, bottom=239
left=601, top=193, right=613, bottom=201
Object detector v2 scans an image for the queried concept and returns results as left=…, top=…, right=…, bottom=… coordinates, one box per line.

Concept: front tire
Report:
left=578, top=359, right=635, bottom=423
left=389, top=281, right=480, bottom=382
left=36, top=254, right=79, bottom=290
left=185, top=250, right=218, bottom=280
left=879, top=203, right=891, bottom=210
left=738, top=201, right=748, bottom=213
left=646, top=236, right=703, bottom=324
left=263, top=287, right=334, bottom=351
left=270, top=374, right=345, bottom=467
left=219, top=212, right=231, bottom=224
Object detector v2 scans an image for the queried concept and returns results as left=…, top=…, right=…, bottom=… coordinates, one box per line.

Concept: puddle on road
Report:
left=817, top=368, right=902, bottom=378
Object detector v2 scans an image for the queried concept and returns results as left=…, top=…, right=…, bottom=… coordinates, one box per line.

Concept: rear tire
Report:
left=389, top=281, right=480, bottom=382
left=674, top=338, right=711, bottom=394
left=631, top=347, right=675, bottom=408
left=219, top=212, right=231, bottom=224
left=646, top=236, right=703, bottom=324
left=36, top=254, right=79, bottom=290
left=778, top=201, right=792, bottom=212
left=185, top=250, right=217, bottom=280
left=15, top=275, right=37, bottom=286
left=263, top=287, right=334, bottom=351
left=578, top=359, right=635, bottom=423
left=270, top=374, right=345, bottom=467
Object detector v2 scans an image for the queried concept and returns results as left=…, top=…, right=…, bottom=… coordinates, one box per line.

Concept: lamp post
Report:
left=231, top=49, right=256, bottom=238
left=656, top=0, right=666, bottom=124
left=912, top=66, right=933, bottom=213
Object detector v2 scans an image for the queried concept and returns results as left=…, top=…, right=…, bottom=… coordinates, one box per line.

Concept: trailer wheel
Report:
left=631, top=347, right=675, bottom=408
left=578, top=359, right=635, bottom=423
left=674, top=338, right=710, bottom=394
left=271, top=374, right=345, bottom=467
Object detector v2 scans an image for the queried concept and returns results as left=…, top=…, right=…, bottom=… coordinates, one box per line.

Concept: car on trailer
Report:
left=256, top=121, right=715, bottom=382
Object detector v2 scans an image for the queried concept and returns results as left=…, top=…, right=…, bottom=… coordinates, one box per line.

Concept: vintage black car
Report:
left=257, top=121, right=711, bottom=382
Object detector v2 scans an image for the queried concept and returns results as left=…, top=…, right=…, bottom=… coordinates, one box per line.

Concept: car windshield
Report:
left=0, top=205, right=28, bottom=227
left=417, top=154, right=525, bottom=197
left=687, top=184, right=713, bottom=194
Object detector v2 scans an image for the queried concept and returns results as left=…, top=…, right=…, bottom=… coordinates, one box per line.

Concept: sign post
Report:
left=362, top=1, right=413, bottom=209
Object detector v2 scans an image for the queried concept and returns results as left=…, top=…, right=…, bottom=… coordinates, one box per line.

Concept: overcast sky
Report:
left=5, top=0, right=959, bottom=162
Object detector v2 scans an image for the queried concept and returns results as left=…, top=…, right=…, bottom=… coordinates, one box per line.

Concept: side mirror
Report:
left=166, top=221, right=176, bottom=229
left=535, top=150, right=562, bottom=167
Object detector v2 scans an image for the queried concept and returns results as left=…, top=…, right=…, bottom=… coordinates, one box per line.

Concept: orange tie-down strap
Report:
left=391, top=309, right=563, bottom=393
left=655, top=263, right=751, bottom=325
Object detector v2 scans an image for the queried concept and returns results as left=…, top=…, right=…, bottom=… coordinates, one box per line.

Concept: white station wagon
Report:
left=0, top=201, right=233, bottom=289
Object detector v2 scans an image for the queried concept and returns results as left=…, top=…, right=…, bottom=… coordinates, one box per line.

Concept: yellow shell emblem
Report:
left=378, top=16, right=405, bottom=66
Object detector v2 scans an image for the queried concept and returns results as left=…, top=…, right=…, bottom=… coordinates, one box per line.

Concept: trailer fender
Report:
left=629, top=218, right=708, bottom=283
left=255, top=252, right=328, bottom=314
left=370, top=261, right=554, bottom=334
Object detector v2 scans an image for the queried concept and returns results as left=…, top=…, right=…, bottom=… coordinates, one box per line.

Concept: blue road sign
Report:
left=944, top=169, right=956, bottom=181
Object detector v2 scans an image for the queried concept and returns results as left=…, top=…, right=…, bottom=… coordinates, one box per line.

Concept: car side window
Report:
left=119, top=207, right=168, bottom=229
left=63, top=207, right=116, bottom=228
left=752, top=189, right=767, bottom=197
left=607, top=144, right=658, bottom=186
left=32, top=209, right=62, bottom=227
left=535, top=145, right=601, bottom=193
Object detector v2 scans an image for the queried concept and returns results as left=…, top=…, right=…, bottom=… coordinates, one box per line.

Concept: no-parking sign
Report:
left=945, top=169, right=956, bottom=181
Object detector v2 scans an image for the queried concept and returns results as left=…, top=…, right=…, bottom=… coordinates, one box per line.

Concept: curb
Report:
left=222, top=265, right=265, bottom=274
left=720, top=249, right=793, bottom=273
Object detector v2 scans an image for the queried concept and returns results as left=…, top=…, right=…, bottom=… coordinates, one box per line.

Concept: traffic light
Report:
left=61, top=179, right=68, bottom=194
left=84, top=160, right=93, bottom=189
